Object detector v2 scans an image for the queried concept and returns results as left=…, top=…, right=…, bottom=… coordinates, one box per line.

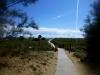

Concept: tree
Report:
left=38, top=35, right=42, bottom=40
left=0, top=0, right=38, bottom=38
left=83, top=0, right=100, bottom=64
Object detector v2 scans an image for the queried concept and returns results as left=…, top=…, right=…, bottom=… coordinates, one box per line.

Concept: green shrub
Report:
left=0, top=39, right=54, bottom=56
left=74, top=49, right=87, bottom=61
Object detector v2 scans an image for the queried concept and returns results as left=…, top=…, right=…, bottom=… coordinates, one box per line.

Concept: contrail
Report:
left=75, top=0, right=79, bottom=31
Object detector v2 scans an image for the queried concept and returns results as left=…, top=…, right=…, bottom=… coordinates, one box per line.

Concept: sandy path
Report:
left=55, top=48, right=79, bottom=75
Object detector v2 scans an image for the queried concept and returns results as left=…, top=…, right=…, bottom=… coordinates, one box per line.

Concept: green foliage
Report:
left=41, top=37, right=46, bottom=40
left=0, top=0, right=38, bottom=38
left=52, top=38, right=86, bottom=51
left=74, top=49, right=87, bottom=61
left=38, top=35, right=42, bottom=40
left=19, top=36, right=25, bottom=40
left=0, top=39, right=54, bottom=56
left=83, top=0, right=100, bottom=64
left=52, top=38, right=86, bottom=60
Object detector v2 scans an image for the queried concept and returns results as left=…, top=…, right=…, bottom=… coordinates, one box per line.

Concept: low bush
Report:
left=0, top=39, right=54, bottom=56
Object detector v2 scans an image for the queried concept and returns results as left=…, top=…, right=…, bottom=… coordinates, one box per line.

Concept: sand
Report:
left=65, top=51, right=93, bottom=75
left=0, top=51, right=57, bottom=75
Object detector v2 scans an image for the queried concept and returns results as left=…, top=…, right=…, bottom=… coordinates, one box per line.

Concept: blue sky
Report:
left=19, top=0, right=93, bottom=38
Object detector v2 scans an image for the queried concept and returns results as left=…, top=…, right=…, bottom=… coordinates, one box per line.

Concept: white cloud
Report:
left=52, top=15, right=65, bottom=20
left=22, top=27, right=83, bottom=38
left=39, top=27, right=80, bottom=33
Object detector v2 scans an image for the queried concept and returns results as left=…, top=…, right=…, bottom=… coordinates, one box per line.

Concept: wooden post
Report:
left=69, top=44, right=71, bottom=53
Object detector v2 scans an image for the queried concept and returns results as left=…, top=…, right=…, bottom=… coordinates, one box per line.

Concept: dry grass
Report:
left=0, top=51, right=57, bottom=75
left=0, top=39, right=57, bottom=75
